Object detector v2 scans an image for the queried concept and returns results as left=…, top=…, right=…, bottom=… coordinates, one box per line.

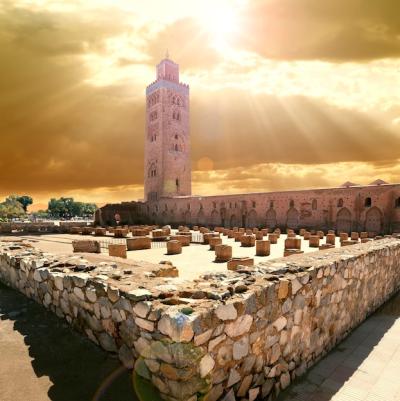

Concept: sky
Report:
left=0, top=0, right=399, bottom=210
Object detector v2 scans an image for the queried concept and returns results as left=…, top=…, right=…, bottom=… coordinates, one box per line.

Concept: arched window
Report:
left=365, top=197, right=372, bottom=207
left=176, top=178, right=179, bottom=189
left=289, top=199, right=294, bottom=208
left=252, top=201, right=256, bottom=208
left=269, top=200, right=274, bottom=208
left=312, top=199, right=317, bottom=210
left=395, top=197, right=400, bottom=208
left=337, top=198, right=343, bottom=207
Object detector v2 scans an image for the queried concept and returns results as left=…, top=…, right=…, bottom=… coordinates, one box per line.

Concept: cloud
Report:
left=234, top=0, right=400, bottom=61
left=143, top=17, right=222, bottom=69
left=191, top=90, right=400, bottom=168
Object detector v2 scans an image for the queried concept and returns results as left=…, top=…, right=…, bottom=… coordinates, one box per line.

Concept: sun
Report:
left=198, top=6, right=239, bottom=52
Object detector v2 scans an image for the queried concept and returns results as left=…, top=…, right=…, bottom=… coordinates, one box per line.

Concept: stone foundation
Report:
left=1, top=238, right=400, bottom=401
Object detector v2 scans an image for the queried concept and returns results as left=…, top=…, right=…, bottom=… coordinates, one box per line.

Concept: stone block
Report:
left=127, top=237, right=151, bottom=250
left=215, top=245, right=232, bottom=262
left=360, top=232, right=368, bottom=239
left=339, top=232, right=349, bottom=242
left=70, top=227, right=82, bottom=234
left=108, top=244, right=127, bottom=258
left=233, top=232, right=244, bottom=242
left=341, top=240, right=358, bottom=247
left=241, top=235, right=256, bottom=247
left=284, top=237, right=301, bottom=250
left=227, top=257, right=254, bottom=271
left=256, top=240, right=270, bottom=256
left=94, top=228, right=107, bottom=236
left=361, top=238, right=373, bottom=243
left=268, top=233, right=278, bottom=244
left=303, top=231, right=311, bottom=240
left=351, top=232, right=359, bottom=241
left=261, top=229, right=269, bottom=236
left=72, top=240, right=100, bottom=253
left=171, top=234, right=190, bottom=246
left=255, top=231, right=263, bottom=240
left=192, top=225, right=199, bottom=231
left=326, top=233, right=336, bottom=245
left=309, top=235, right=320, bottom=248
left=319, top=244, right=335, bottom=250
left=81, top=227, right=94, bottom=235
left=114, top=228, right=129, bottom=238
left=209, top=237, right=222, bottom=250
left=299, top=228, right=306, bottom=236
left=167, top=240, right=182, bottom=255
left=284, top=249, right=304, bottom=257
left=317, top=231, right=324, bottom=239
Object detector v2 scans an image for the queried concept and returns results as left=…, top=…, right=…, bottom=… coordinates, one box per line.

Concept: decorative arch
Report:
left=336, top=207, right=351, bottom=233
left=312, top=199, right=317, bottom=210
left=365, top=207, right=383, bottom=234
left=337, top=198, right=344, bottom=208
left=230, top=214, right=239, bottom=228
left=197, top=210, right=206, bottom=226
left=161, top=211, right=168, bottom=225
left=266, top=208, right=277, bottom=229
left=171, top=133, right=185, bottom=153
left=286, top=208, right=299, bottom=229
left=211, top=210, right=220, bottom=226
left=246, top=210, right=258, bottom=228
left=183, top=210, right=191, bottom=225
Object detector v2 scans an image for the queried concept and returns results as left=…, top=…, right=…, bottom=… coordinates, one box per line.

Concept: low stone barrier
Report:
left=108, top=244, right=127, bottom=258
left=72, top=240, right=101, bottom=253
left=1, top=239, right=400, bottom=401
left=167, top=240, right=182, bottom=254
left=127, top=237, right=151, bottom=250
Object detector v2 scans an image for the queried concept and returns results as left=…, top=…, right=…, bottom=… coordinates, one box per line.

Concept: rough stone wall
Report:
left=1, top=239, right=400, bottom=401
left=0, top=222, right=90, bottom=234
left=97, top=183, right=400, bottom=234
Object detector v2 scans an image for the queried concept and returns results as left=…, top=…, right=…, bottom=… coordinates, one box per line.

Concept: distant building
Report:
left=96, top=58, right=400, bottom=234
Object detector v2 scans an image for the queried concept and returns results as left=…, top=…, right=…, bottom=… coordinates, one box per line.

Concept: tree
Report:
left=16, top=195, right=33, bottom=212
left=0, top=196, right=26, bottom=220
left=47, top=197, right=97, bottom=219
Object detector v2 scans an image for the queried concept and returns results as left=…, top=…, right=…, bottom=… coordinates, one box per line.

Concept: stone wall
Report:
left=0, top=221, right=90, bottom=234
left=1, top=238, right=400, bottom=401
left=96, top=183, right=400, bottom=235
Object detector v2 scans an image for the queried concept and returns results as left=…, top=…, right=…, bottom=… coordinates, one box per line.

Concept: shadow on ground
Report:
left=277, top=291, right=400, bottom=401
left=0, top=282, right=138, bottom=401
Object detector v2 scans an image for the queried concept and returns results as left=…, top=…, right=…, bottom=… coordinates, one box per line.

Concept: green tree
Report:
left=47, top=197, right=97, bottom=219
left=0, top=196, right=26, bottom=220
left=16, top=195, right=33, bottom=212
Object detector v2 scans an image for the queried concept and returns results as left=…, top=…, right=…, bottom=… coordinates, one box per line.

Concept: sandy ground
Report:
left=2, top=232, right=342, bottom=281
left=0, top=282, right=137, bottom=401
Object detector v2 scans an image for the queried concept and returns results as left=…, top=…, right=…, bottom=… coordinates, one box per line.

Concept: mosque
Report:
left=96, top=57, right=400, bottom=234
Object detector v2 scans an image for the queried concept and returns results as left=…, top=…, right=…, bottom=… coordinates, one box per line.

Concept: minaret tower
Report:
left=144, top=54, right=191, bottom=201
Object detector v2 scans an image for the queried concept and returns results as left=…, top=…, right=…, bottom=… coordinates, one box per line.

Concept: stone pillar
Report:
left=256, top=240, right=270, bottom=256
left=255, top=231, right=263, bottom=240
left=209, top=237, right=222, bottom=251
left=215, top=245, right=232, bottom=262
left=326, top=233, right=336, bottom=245
left=167, top=240, right=182, bottom=255
left=241, top=235, right=256, bottom=247
left=284, top=237, right=301, bottom=250
left=108, top=244, right=127, bottom=258
left=309, top=235, right=320, bottom=248
left=94, top=228, right=107, bottom=236
left=268, top=233, right=278, bottom=244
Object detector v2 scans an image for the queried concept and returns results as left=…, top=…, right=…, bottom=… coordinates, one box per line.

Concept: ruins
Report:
left=1, top=57, right=400, bottom=401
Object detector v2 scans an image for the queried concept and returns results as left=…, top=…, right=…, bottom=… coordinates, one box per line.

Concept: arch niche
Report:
left=365, top=207, right=383, bottom=234
left=230, top=214, right=239, bottom=228
left=336, top=207, right=351, bottom=233
left=183, top=210, right=191, bottom=225
left=246, top=210, right=258, bottom=228
left=286, top=208, right=299, bottom=229
left=211, top=210, right=220, bottom=226
left=197, top=210, right=206, bottom=226
left=266, top=208, right=277, bottom=229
